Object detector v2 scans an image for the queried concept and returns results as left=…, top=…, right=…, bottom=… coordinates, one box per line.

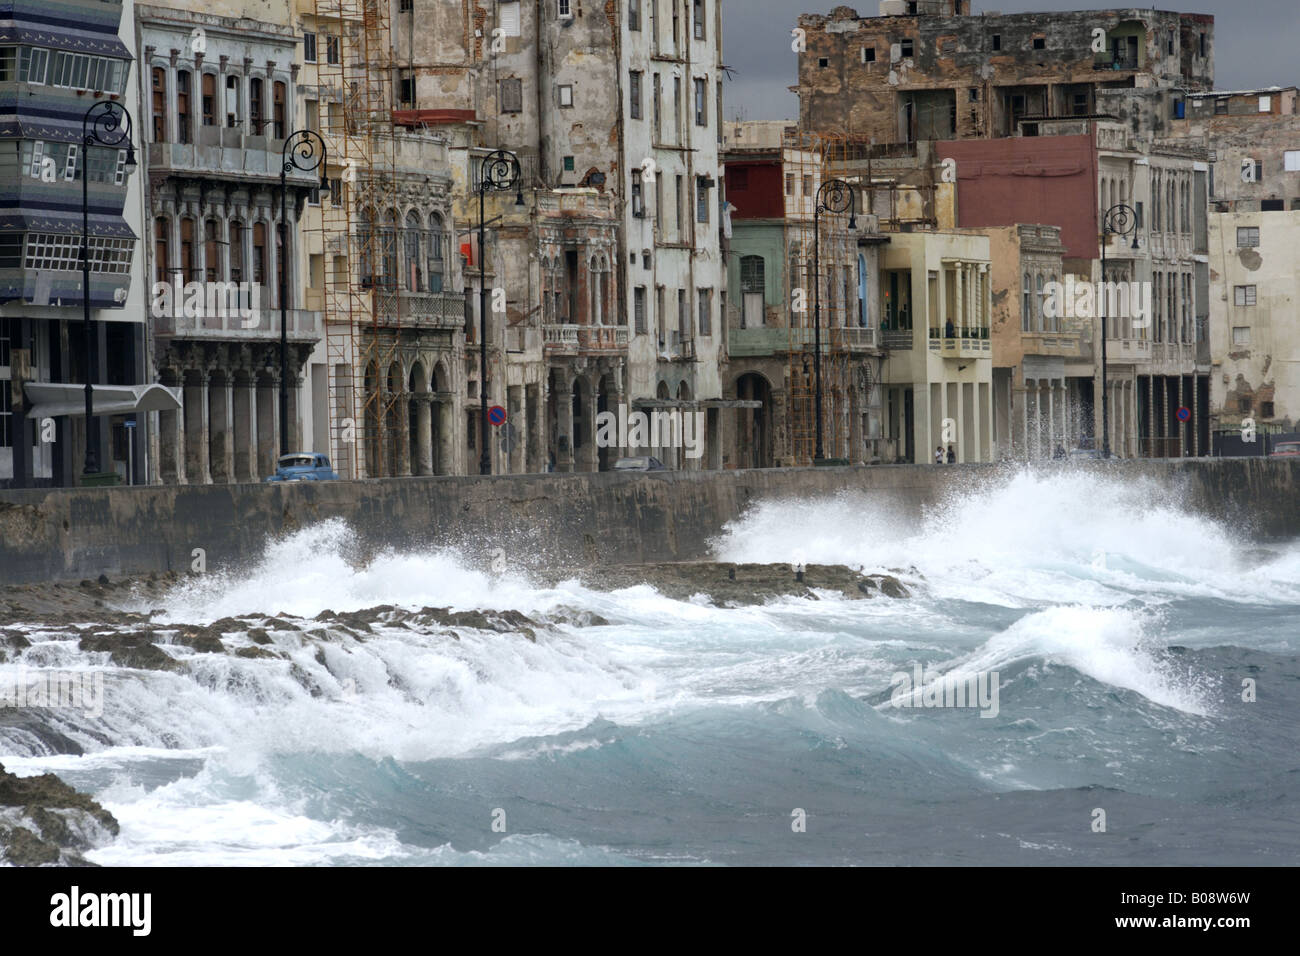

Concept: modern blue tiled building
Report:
left=0, top=0, right=154, bottom=487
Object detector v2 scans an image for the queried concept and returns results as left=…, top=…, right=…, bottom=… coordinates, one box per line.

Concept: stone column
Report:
left=183, top=370, right=212, bottom=484
left=437, top=399, right=454, bottom=475
left=287, top=375, right=302, bottom=454
left=1046, top=380, right=1056, bottom=454
left=159, top=401, right=184, bottom=484
left=414, top=397, right=433, bottom=475
left=558, top=372, right=576, bottom=473
left=256, top=374, right=279, bottom=477
left=209, top=374, right=234, bottom=482
left=233, top=374, right=256, bottom=482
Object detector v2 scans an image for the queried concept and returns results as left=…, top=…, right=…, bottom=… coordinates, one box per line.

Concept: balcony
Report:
left=667, top=330, right=696, bottom=361
left=373, top=289, right=464, bottom=330
left=881, top=328, right=915, bottom=351
left=830, top=326, right=879, bottom=352
left=506, top=326, right=542, bottom=353
left=1021, top=331, right=1084, bottom=358
left=147, top=132, right=319, bottom=188
left=154, top=305, right=320, bottom=341
left=544, top=324, right=629, bottom=353
left=928, top=328, right=991, bottom=358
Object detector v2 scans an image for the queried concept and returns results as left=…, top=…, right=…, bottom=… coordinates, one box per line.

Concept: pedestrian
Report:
left=946, top=444, right=956, bottom=464
left=935, top=446, right=945, bottom=464
left=945, top=318, right=955, bottom=339
left=547, top=450, right=556, bottom=473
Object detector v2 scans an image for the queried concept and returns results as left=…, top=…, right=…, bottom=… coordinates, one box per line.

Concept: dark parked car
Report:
left=613, top=456, right=668, bottom=472
left=1269, top=441, right=1300, bottom=458
left=264, top=453, right=340, bottom=482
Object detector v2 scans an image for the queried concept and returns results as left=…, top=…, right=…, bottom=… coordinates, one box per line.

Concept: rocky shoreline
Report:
left=0, top=560, right=914, bottom=864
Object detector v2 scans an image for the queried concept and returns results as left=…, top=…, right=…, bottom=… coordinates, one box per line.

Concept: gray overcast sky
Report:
left=722, top=0, right=1300, bottom=122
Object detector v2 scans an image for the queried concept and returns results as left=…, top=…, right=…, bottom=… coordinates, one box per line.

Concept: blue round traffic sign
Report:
left=488, top=405, right=507, bottom=426
left=1176, top=406, right=1191, bottom=423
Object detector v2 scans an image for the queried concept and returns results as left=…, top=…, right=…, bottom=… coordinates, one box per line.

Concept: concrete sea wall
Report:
left=0, top=459, right=1297, bottom=586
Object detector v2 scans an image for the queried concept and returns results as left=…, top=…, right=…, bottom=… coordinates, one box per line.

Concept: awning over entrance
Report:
left=24, top=383, right=182, bottom=419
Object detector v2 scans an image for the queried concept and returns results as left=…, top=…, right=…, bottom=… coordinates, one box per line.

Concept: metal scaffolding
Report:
left=312, top=0, right=404, bottom=478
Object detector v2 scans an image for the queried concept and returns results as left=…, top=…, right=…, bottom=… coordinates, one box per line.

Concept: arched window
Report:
left=404, top=210, right=422, bottom=291
left=273, top=81, right=286, bottom=139
left=176, top=70, right=191, bottom=144
left=1048, top=274, right=1059, bottom=331
left=857, top=253, right=869, bottom=327
left=154, top=217, right=170, bottom=285
left=180, top=218, right=196, bottom=282
left=202, top=73, right=216, bottom=127
left=380, top=211, right=397, bottom=287
left=1035, top=273, right=1044, bottom=331
left=228, top=221, right=245, bottom=283
left=252, top=222, right=266, bottom=285
left=249, top=77, right=264, bottom=135
left=427, top=213, right=445, bottom=292
left=204, top=219, right=219, bottom=281
left=151, top=68, right=167, bottom=143
left=357, top=209, right=372, bottom=283
left=1022, top=272, right=1032, bottom=332
left=589, top=255, right=602, bottom=325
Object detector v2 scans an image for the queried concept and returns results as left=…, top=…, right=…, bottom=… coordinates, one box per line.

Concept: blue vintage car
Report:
left=264, top=453, right=340, bottom=483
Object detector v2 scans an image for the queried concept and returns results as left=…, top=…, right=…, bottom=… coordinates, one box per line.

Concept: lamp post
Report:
left=279, top=130, right=329, bottom=457
left=81, top=101, right=136, bottom=477
left=812, top=178, right=856, bottom=463
left=476, top=149, right=524, bottom=476
left=1099, top=203, right=1140, bottom=459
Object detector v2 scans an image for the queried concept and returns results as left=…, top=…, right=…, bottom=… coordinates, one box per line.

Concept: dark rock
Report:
left=235, top=646, right=280, bottom=660
left=96, top=574, right=110, bottom=586
left=247, top=628, right=273, bottom=645
left=171, top=626, right=226, bottom=654
left=78, top=632, right=183, bottom=672
left=0, top=761, right=119, bottom=866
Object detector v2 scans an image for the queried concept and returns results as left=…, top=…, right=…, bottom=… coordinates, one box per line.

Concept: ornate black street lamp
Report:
left=81, top=101, right=136, bottom=476
left=476, top=149, right=524, bottom=475
left=1100, top=203, right=1140, bottom=459
left=812, top=178, right=856, bottom=462
left=279, top=130, right=328, bottom=456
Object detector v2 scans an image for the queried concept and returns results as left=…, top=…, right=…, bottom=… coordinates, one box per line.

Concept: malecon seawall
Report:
left=0, top=459, right=1296, bottom=586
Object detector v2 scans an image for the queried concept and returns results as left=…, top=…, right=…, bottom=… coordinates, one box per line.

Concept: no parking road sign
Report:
left=1177, top=406, right=1192, bottom=423
left=488, top=405, right=507, bottom=427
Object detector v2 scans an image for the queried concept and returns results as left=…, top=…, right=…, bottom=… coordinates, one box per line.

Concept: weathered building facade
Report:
left=138, top=4, right=323, bottom=484
left=1179, top=87, right=1300, bottom=444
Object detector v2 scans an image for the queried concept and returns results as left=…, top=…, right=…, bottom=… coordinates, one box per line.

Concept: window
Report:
left=404, top=211, right=422, bottom=291
left=862, top=46, right=875, bottom=63
left=250, top=77, right=264, bottom=135
left=558, top=0, right=572, bottom=17
left=1232, top=326, right=1250, bottom=346
left=303, top=32, right=317, bottom=63
left=63, top=144, right=78, bottom=182
left=629, top=71, right=642, bottom=119
left=151, top=67, right=167, bottom=142
left=563, top=155, right=575, bottom=172
left=696, top=177, right=709, bottom=222
left=24, top=234, right=132, bottom=273
left=900, top=38, right=914, bottom=58
left=204, top=220, right=219, bottom=281
left=1237, top=226, right=1260, bottom=248
left=818, top=58, right=828, bottom=69
left=1238, top=397, right=1252, bottom=414
left=802, top=174, right=812, bottom=195
left=20, top=47, right=49, bottom=84
left=500, top=1, right=521, bottom=35
left=427, top=214, right=445, bottom=292
left=202, top=73, right=216, bottom=126
left=1234, top=285, right=1257, bottom=307
left=634, top=286, right=647, bottom=333
left=1259, top=95, right=1272, bottom=113
left=399, top=0, right=412, bottom=10
left=326, top=35, right=340, bottom=65
left=226, top=75, right=241, bottom=127
left=629, top=0, right=640, bottom=31
left=785, top=172, right=794, bottom=196
left=693, top=0, right=704, bottom=40
left=1032, top=37, right=1045, bottom=50
left=1261, top=401, right=1274, bottom=418
left=180, top=218, right=196, bottom=282
left=674, top=174, right=683, bottom=237
left=399, top=73, right=414, bottom=106
left=50, top=52, right=123, bottom=93
left=991, top=34, right=1001, bottom=52
left=274, top=81, right=286, bottom=138
left=1022, top=273, right=1032, bottom=331
left=741, top=255, right=764, bottom=328
left=0, top=47, right=14, bottom=83
left=1214, top=97, right=1227, bottom=114
left=1262, top=199, right=1284, bottom=212
left=153, top=218, right=169, bottom=284
left=652, top=72, right=661, bottom=139
left=631, top=169, right=644, bottom=217
left=558, top=84, right=573, bottom=107
left=26, top=140, right=44, bottom=179
left=694, top=77, right=706, bottom=126
left=253, top=223, right=266, bottom=285
left=1199, top=32, right=1206, bottom=57
left=1285, top=150, right=1300, bottom=172
left=697, top=288, right=711, bottom=336
left=501, top=77, right=522, bottom=113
